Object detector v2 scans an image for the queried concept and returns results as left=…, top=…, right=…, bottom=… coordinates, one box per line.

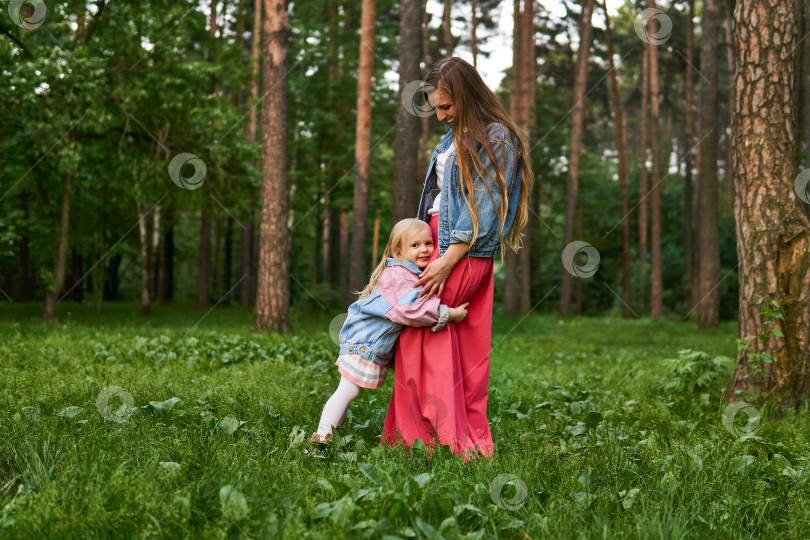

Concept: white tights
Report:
left=316, top=376, right=361, bottom=436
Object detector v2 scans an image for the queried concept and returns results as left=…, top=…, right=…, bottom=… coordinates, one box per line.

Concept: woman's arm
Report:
left=414, top=242, right=469, bottom=300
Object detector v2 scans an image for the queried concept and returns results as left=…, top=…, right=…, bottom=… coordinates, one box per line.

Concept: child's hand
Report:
left=449, top=302, right=469, bottom=323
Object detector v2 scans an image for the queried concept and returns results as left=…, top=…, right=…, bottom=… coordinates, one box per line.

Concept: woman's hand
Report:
left=415, top=257, right=454, bottom=300
left=415, top=243, right=470, bottom=300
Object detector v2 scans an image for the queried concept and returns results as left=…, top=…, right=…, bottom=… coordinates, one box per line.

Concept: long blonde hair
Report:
left=425, top=57, right=534, bottom=254
left=358, top=218, right=431, bottom=299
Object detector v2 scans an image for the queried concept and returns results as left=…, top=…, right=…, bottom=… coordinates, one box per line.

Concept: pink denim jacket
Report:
left=337, top=258, right=450, bottom=365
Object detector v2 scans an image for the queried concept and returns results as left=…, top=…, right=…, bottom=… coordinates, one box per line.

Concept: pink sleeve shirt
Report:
left=375, top=265, right=443, bottom=327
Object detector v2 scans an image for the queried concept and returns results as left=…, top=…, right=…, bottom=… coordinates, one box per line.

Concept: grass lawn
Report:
left=1, top=302, right=809, bottom=539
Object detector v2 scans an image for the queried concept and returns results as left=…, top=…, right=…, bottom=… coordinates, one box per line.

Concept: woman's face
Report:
left=428, top=88, right=455, bottom=126
left=396, top=226, right=435, bottom=268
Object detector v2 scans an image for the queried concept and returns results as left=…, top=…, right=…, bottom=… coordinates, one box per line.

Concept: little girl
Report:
left=309, top=218, right=468, bottom=448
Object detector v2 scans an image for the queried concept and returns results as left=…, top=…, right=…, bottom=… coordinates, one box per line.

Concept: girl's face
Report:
left=396, top=226, right=435, bottom=268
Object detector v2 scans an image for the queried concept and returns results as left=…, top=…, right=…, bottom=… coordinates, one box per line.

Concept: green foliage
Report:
left=1, top=308, right=809, bottom=538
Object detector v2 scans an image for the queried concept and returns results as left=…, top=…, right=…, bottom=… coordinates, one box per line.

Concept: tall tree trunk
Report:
left=42, top=173, right=73, bottom=323
left=241, top=0, right=262, bottom=309
left=505, top=0, right=524, bottom=318
left=255, top=0, right=290, bottom=332
left=224, top=215, right=233, bottom=303
left=603, top=2, right=631, bottom=318
left=418, top=3, right=432, bottom=193
left=684, top=0, right=696, bottom=311
left=371, top=209, right=380, bottom=269
left=18, top=193, right=32, bottom=302
left=697, top=0, right=720, bottom=326
left=339, top=205, right=350, bottom=301
left=151, top=206, right=161, bottom=300
left=639, top=45, right=649, bottom=312
left=471, top=0, right=478, bottom=70
left=726, top=0, right=809, bottom=410
left=559, top=0, right=595, bottom=316
left=393, top=0, right=422, bottom=222
left=518, top=0, right=534, bottom=314
left=198, top=0, right=219, bottom=310
left=196, top=210, right=212, bottom=309
left=805, top=0, right=810, bottom=180
left=648, top=0, right=663, bottom=319
left=442, top=0, right=453, bottom=55
left=349, top=0, right=376, bottom=295
left=139, top=203, right=152, bottom=315
left=322, top=194, right=331, bottom=283
left=161, top=209, right=174, bottom=303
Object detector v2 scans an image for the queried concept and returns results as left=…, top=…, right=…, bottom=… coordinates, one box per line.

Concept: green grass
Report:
left=1, top=302, right=809, bottom=539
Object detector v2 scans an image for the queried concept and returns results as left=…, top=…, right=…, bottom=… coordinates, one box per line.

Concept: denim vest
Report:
left=417, top=122, right=524, bottom=257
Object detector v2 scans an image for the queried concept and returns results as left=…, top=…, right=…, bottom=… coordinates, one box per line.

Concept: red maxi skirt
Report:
left=381, top=215, right=495, bottom=461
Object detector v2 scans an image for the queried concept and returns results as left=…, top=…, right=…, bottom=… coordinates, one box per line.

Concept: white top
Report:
left=428, top=141, right=456, bottom=216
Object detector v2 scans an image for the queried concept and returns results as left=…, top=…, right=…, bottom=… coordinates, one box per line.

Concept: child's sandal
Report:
left=304, top=432, right=332, bottom=454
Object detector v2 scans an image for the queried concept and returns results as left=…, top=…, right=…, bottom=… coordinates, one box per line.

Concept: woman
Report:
left=381, top=57, right=534, bottom=460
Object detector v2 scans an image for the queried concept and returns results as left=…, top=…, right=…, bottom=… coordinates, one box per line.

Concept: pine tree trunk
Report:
left=603, top=2, right=631, bottom=318
left=18, top=193, right=32, bottom=302
left=161, top=212, right=174, bottom=303
left=196, top=210, right=212, bottom=309
left=349, top=0, right=376, bottom=295
left=139, top=203, right=152, bottom=315
left=255, top=0, right=291, bottom=332
left=648, top=0, right=663, bottom=319
left=471, top=0, right=478, bottom=70
left=639, top=45, right=649, bottom=312
left=726, top=0, right=810, bottom=410
left=697, top=0, right=720, bottom=327
left=559, top=0, right=595, bottom=316
left=240, top=0, right=262, bottom=309
left=393, top=0, right=422, bottom=222
left=442, top=0, right=453, bottom=56
left=43, top=173, right=73, bottom=323
left=504, top=0, right=524, bottom=318
left=339, top=205, right=350, bottom=302
left=518, top=0, right=534, bottom=314
left=198, top=0, right=219, bottom=310
left=418, top=2, right=432, bottom=191
left=684, top=0, right=696, bottom=311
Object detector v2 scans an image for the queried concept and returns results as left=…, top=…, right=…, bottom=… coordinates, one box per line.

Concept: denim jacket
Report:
left=417, top=122, right=523, bottom=257
left=338, top=258, right=449, bottom=366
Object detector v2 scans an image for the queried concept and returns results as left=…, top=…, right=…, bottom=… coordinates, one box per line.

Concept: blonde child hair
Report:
left=358, top=218, right=430, bottom=299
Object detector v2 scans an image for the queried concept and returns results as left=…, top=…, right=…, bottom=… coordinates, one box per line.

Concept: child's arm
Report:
left=377, top=267, right=447, bottom=327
